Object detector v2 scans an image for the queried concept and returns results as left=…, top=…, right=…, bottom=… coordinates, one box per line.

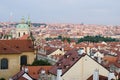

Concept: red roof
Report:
left=0, top=40, right=34, bottom=54
left=12, top=66, right=52, bottom=80
left=49, top=49, right=86, bottom=76
left=27, top=66, right=52, bottom=79
left=19, top=34, right=29, bottom=40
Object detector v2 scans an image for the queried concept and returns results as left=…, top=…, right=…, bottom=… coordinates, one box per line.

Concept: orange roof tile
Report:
left=26, top=66, right=52, bottom=79
left=103, top=56, right=118, bottom=63
left=19, top=34, right=29, bottom=40
left=0, top=40, right=34, bottom=54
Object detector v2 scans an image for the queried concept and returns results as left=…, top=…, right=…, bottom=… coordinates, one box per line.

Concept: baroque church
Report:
left=0, top=17, right=36, bottom=80
left=11, top=17, right=32, bottom=39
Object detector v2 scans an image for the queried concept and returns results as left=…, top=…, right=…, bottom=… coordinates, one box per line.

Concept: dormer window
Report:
left=64, top=55, right=70, bottom=58
left=29, top=46, right=31, bottom=48
left=72, top=57, right=75, bottom=61
left=16, top=46, right=19, bottom=48
left=57, top=63, right=61, bottom=66
left=3, top=48, right=7, bottom=50
left=63, top=65, right=69, bottom=69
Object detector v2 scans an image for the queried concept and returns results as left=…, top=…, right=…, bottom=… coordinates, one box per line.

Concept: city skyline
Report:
left=0, top=0, right=120, bottom=25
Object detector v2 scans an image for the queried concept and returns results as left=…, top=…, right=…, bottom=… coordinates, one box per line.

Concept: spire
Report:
left=27, top=16, right=31, bottom=27
left=21, top=16, right=25, bottom=24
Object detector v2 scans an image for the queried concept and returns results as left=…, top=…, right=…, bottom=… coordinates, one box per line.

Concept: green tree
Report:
left=0, top=78, right=5, bottom=80
left=57, top=35, right=62, bottom=40
left=77, top=35, right=117, bottom=43
left=45, top=37, right=53, bottom=41
left=31, top=59, right=51, bottom=66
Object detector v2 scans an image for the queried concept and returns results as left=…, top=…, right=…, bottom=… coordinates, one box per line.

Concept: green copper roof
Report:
left=16, top=23, right=29, bottom=29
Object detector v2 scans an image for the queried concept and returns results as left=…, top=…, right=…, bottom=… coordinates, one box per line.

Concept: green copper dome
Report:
left=16, top=23, right=29, bottom=29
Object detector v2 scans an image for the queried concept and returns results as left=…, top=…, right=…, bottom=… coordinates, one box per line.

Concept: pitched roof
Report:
left=0, top=41, right=21, bottom=54
left=27, top=66, right=52, bottom=79
left=44, top=46, right=58, bottom=55
left=11, top=66, right=52, bottom=80
left=19, top=34, right=29, bottom=40
left=49, top=49, right=110, bottom=76
left=0, top=40, right=34, bottom=54
left=103, top=56, right=118, bottom=63
left=11, top=70, right=34, bottom=80
left=87, top=75, right=108, bottom=80
left=49, top=49, right=86, bottom=76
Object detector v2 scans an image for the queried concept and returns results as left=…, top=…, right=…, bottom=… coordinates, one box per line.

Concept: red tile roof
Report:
left=103, top=56, right=118, bottom=63
left=0, top=40, right=34, bottom=54
left=27, top=66, right=52, bottom=79
left=19, top=34, right=29, bottom=40
left=12, top=66, right=52, bottom=80
left=49, top=49, right=86, bottom=76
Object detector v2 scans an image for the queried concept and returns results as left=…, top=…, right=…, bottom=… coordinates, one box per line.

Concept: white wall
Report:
left=62, top=55, right=109, bottom=80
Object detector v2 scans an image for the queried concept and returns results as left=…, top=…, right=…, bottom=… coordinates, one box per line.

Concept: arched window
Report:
left=1, top=58, right=8, bottom=69
left=23, top=32, right=25, bottom=35
left=18, top=32, right=20, bottom=37
left=20, top=55, right=27, bottom=65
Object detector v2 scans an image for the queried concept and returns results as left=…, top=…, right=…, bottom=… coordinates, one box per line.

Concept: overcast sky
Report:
left=0, top=0, right=120, bottom=25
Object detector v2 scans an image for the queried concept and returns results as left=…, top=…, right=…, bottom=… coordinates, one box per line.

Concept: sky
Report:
left=0, top=0, right=120, bottom=25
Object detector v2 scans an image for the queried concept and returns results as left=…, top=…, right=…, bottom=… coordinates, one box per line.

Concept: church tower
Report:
left=16, top=17, right=30, bottom=38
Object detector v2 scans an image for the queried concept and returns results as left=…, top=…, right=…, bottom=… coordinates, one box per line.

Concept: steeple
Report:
left=21, top=16, right=25, bottom=24
left=27, top=16, right=31, bottom=27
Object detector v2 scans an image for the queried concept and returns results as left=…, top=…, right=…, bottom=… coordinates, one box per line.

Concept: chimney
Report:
left=97, top=56, right=102, bottom=63
left=86, top=47, right=90, bottom=55
left=78, top=48, right=85, bottom=55
left=93, top=69, right=99, bottom=80
left=24, top=67, right=28, bottom=73
left=61, top=47, right=64, bottom=52
left=22, top=66, right=28, bottom=73
left=9, top=78, right=13, bottom=80
left=56, top=68, right=62, bottom=80
left=108, top=72, right=116, bottom=80
left=41, top=70, right=45, bottom=74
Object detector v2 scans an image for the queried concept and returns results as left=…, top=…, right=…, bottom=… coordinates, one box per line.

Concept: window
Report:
left=23, top=32, right=25, bottom=35
left=1, top=58, right=8, bottom=69
left=20, top=55, right=27, bottom=65
left=18, top=32, right=20, bottom=37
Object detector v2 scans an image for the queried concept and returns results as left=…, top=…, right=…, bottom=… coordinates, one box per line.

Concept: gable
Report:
left=48, top=49, right=64, bottom=56
left=62, top=55, right=109, bottom=80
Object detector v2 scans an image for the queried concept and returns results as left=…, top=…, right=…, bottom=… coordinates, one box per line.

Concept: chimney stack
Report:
left=93, top=69, right=99, bottom=80
left=86, top=47, right=90, bottom=55
left=56, top=68, right=62, bottom=80
left=78, top=48, right=85, bottom=55
left=98, top=56, right=102, bottom=63
left=22, top=66, right=28, bottom=73
left=108, top=72, right=115, bottom=80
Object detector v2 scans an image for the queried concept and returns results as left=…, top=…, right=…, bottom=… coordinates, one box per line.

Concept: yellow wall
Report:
left=62, top=55, right=109, bottom=80
left=48, top=49, right=65, bottom=56
left=0, top=52, right=35, bottom=80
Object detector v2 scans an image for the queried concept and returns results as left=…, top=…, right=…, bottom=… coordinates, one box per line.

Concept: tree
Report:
left=77, top=35, right=117, bottom=43
left=0, top=78, right=5, bottom=80
left=31, top=59, right=51, bottom=66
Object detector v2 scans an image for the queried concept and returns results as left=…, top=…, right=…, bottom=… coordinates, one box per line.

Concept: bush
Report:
left=31, top=59, right=51, bottom=66
left=0, top=78, right=5, bottom=80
